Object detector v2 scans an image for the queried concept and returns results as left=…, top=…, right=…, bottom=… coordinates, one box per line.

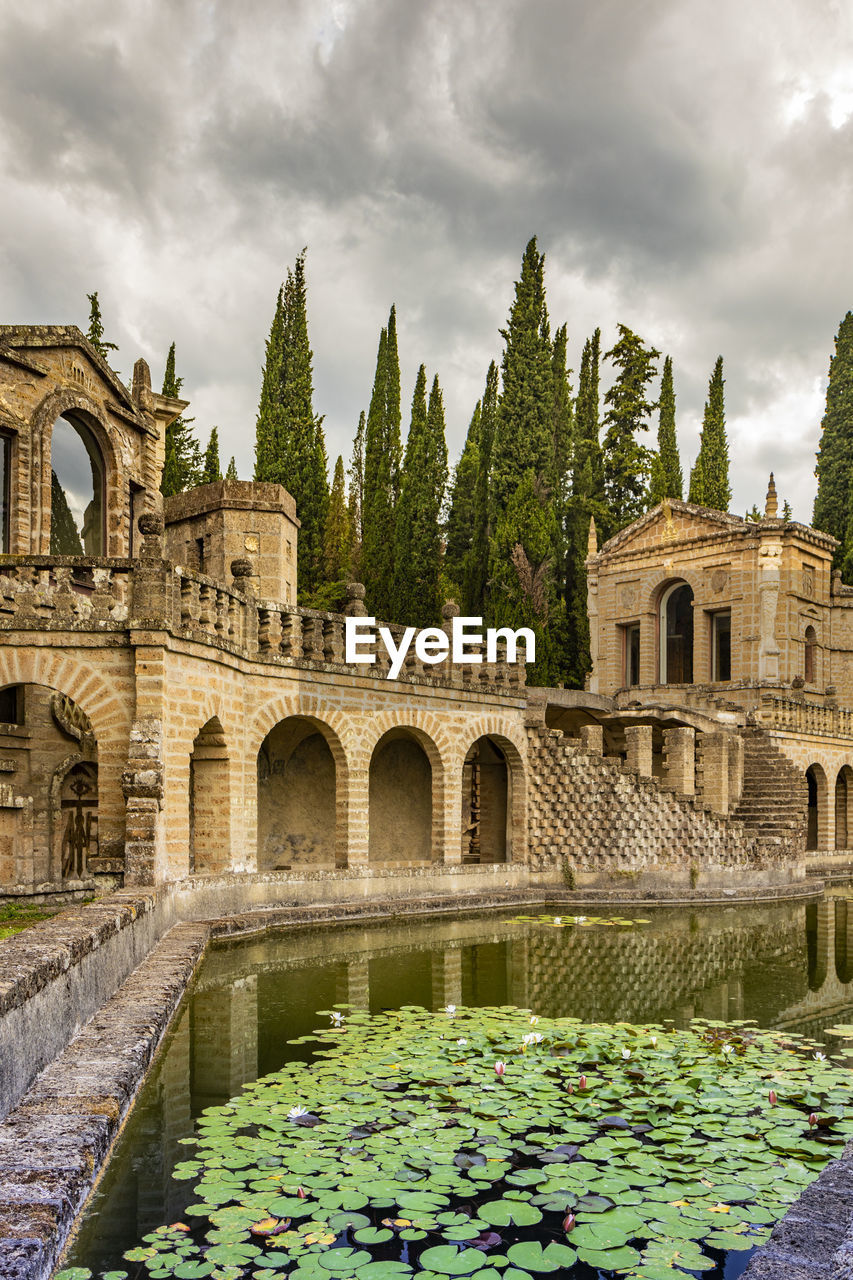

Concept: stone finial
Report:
left=442, top=600, right=460, bottom=620
left=137, top=512, right=164, bottom=539
left=833, top=568, right=842, bottom=596
left=132, top=358, right=153, bottom=412
left=345, top=581, right=368, bottom=617
left=231, top=558, right=255, bottom=594
left=587, top=516, right=598, bottom=557
left=764, top=472, right=778, bottom=519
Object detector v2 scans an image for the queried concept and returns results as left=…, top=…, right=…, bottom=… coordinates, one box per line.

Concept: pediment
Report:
left=596, top=500, right=749, bottom=559
left=0, top=324, right=139, bottom=419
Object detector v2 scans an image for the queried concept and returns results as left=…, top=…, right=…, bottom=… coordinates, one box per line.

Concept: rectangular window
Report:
left=711, top=611, right=732, bottom=682
left=0, top=433, right=10, bottom=553
left=623, top=623, right=641, bottom=687
left=196, top=537, right=205, bottom=572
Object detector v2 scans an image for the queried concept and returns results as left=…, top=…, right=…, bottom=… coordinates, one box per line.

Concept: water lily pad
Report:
left=478, top=1199, right=542, bottom=1228
left=505, top=1241, right=576, bottom=1272
left=418, top=1246, right=487, bottom=1274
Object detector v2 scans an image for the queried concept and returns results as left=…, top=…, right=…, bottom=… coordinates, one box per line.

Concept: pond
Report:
left=63, top=890, right=853, bottom=1280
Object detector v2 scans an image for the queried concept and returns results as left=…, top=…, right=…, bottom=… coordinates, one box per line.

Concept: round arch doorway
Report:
left=659, top=582, right=694, bottom=685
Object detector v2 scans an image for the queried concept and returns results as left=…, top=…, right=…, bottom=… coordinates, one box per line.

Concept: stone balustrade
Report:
left=759, top=693, right=853, bottom=739
left=0, top=556, right=134, bottom=625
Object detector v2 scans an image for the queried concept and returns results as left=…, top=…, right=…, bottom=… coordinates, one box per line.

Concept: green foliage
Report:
left=77, top=1005, right=853, bottom=1280
left=348, top=410, right=366, bottom=579
left=50, top=470, right=83, bottom=555
left=782, top=498, right=792, bottom=521
left=253, top=255, right=329, bottom=597
left=160, top=343, right=202, bottom=497
left=392, top=369, right=449, bottom=627
left=225, top=456, right=238, bottom=481
left=200, top=427, right=222, bottom=485
left=324, top=455, right=352, bottom=588
left=550, top=323, right=574, bottom=504
left=649, top=355, right=682, bottom=504
left=814, top=312, right=853, bottom=574
left=444, top=402, right=480, bottom=600
left=689, top=357, right=730, bottom=512
left=362, top=310, right=403, bottom=617
left=85, top=291, right=118, bottom=360
left=465, top=362, right=498, bottom=614
left=602, top=325, right=659, bottom=533
left=490, top=238, right=553, bottom=521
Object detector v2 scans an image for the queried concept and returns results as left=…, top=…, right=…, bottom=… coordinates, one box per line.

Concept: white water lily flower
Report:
left=621, top=1048, right=632, bottom=1060
left=649, top=1036, right=658, bottom=1047
left=288, top=1105, right=310, bottom=1119
left=456, top=1038, right=468, bottom=1047
left=522, top=1032, right=545, bottom=1046
left=443, top=1004, right=457, bottom=1016
left=553, top=916, right=562, bottom=925
left=529, top=1015, right=539, bottom=1025
left=814, top=1051, right=827, bottom=1061
left=574, top=915, right=587, bottom=925
left=721, top=1044, right=734, bottom=1056
left=329, top=1011, right=345, bottom=1026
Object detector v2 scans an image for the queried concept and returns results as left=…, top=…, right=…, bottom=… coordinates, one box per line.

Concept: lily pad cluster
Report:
left=59, top=1007, right=853, bottom=1280
left=510, top=914, right=652, bottom=929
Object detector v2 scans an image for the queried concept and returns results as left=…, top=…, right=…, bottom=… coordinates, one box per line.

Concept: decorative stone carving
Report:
left=802, top=564, right=815, bottom=597
left=710, top=568, right=728, bottom=593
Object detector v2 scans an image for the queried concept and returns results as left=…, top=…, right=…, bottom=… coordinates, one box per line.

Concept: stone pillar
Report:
left=728, top=735, right=745, bottom=808
left=662, top=727, right=695, bottom=796
left=231, top=557, right=259, bottom=651
left=579, top=723, right=604, bottom=755
left=624, top=725, right=653, bottom=777
left=338, top=959, right=370, bottom=1009
left=122, top=712, right=165, bottom=886
left=697, top=732, right=730, bottom=815
left=431, top=948, right=463, bottom=1009
left=758, top=533, right=782, bottom=682
left=130, top=513, right=170, bottom=624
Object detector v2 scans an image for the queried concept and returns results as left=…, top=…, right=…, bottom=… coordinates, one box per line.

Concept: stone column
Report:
left=662, top=727, right=695, bottom=796
left=728, top=735, right=745, bottom=808
left=579, top=724, right=604, bottom=755
left=624, top=725, right=653, bottom=777
left=338, top=959, right=370, bottom=1009
left=758, top=532, right=782, bottom=682
left=431, top=948, right=463, bottom=1009
left=697, top=732, right=730, bottom=815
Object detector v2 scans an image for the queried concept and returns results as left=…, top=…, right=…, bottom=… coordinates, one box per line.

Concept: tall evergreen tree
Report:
left=324, top=455, right=352, bottom=585
left=85, top=292, right=118, bottom=361
left=563, top=329, right=607, bottom=688
left=649, top=355, right=682, bottom=504
left=362, top=309, right=403, bottom=617
left=689, top=356, right=730, bottom=511
left=602, top=324, right=660, bottom=532
left=225, top=457, right=238, bottom=481
left=490, top=237, right=553, bottom=521
left=201, top=427, right=222, bottom=484
left=814, top=312, right=853, bottom=573
left=391, top=370, right=448, bottom=627
left=254, top=286, right=285, bottom=482
left=444, top=402, right=480, bottom=596
left=253, top=255, right=329, bottom=597
left=347, top=410, right=366, bottom=579
left=550, top=323, right=574, bottom=504
left=160, top=343, right=202, bottom=497
left=465, top=362, right=498, bottom=614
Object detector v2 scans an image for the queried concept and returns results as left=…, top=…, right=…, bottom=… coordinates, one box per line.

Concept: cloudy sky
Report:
left=2, top=0, right=852, bottom=521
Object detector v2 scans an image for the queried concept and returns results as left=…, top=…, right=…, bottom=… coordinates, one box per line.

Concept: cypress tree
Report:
left=465, top=362, right=498, bottom=614
left=362, top=310, right=403, bottom=618
left=160, top=343, right=202, bottom=496
left=574, top=330, right=604, bottom=501
left=324, top=455, right=352, bottom=585
left=201, top=427, right=222, bottom=484
left=254, top=286, right=285, bottom=482
left=550, top=323, right=574, bottom=504
left=347, top=410, right=366, bottom=579
left=50, top=471, right=84, bottom=555
left=225, top=457, right=238, bottom=481
left=392, top=369, right=448, bottom=627
left=689, top=356, right=730, bottom=511
left=490, top=237, right=553, bottom=521
left=782, top=498, right=792, bottom=521
left=814, top=312, right=853, bottom=572
left=85, top=291, right=118, bottom=361
left=444, top=402, right=480, bottom=597
left=602, top=324, right=660, bottom=532
left=649, top=355, right=682, bottom=503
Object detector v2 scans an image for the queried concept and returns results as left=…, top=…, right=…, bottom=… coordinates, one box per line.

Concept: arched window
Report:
left=50, top=416, right=104, bottom=556
left=659, top=582, right=694, bottom=684
left=804, top=626, right=817, bottom=684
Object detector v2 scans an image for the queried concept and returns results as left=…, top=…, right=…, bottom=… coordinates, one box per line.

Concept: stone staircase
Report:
left=731, top=729, right=807, bottom=848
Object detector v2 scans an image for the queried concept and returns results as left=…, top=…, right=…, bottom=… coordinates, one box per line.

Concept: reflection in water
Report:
left=68, top=895, right=853, bottom=1273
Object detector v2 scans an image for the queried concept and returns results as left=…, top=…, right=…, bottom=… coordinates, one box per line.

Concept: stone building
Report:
left=0, top=322, right=833, bottom=906
left=586, top=483, right=853, bottom=867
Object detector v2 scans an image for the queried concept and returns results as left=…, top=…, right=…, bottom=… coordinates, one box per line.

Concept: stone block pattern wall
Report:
left=526, top=725, right=783, bottom=873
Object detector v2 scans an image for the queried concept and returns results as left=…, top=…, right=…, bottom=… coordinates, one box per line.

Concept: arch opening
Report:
left=659, top=582, right=694, bottom=684
left=369, top=728, right=433, bottom=864
left=837, top=766, right=853, bottom=851
left=806, top=764, right=827, bottom=852
left=462, top=736, right=509, bottom=864
left=190, top=717, right=230, bottom=873
left=0, top=683, right=98, bottom=888
left=50, top=414, right=105, bottom=556
left=804, top=626, right=818, bottom=685
left=257, top=716, right=340, bottom=871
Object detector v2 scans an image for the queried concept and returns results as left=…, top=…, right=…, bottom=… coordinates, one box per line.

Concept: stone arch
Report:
left=806, top=763, right=829, bottom=851
left=836, top=765, right=853, bottom=851
left=30, top=387, right=124, bottom=557
left=369, top=726, right=436, bottom=864
left=254, top=701, right=350, bottom=871
left=190, top=716, right=230, bottom=873
left=804, top=624, right=819, bottom=685
left=457, top=717, right=527, bottom=864
left=657, top=579, right=694, bottom=684
left=0, top=649, right=129, bottom=745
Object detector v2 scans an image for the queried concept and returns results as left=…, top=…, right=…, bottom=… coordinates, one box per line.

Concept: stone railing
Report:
left=172, top=567, right=251, bottom=648
left=0, top=556, right=133, bottom=626
left=758, top=693, right=853, bottom=739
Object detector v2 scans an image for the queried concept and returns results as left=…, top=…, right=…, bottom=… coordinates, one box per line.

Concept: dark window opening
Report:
left=712, top=612, right=731, bottom=681
left=624, top=624, right=640, bottom=687
left=50, top=416, right=105, bottom=556
left=196, top=537, right=205, bottom=572
left=804, top=626, right=817, bottom=684
left=661, top=583, right=694, bottom=684
left=0, top=684, right=23, bottom=725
